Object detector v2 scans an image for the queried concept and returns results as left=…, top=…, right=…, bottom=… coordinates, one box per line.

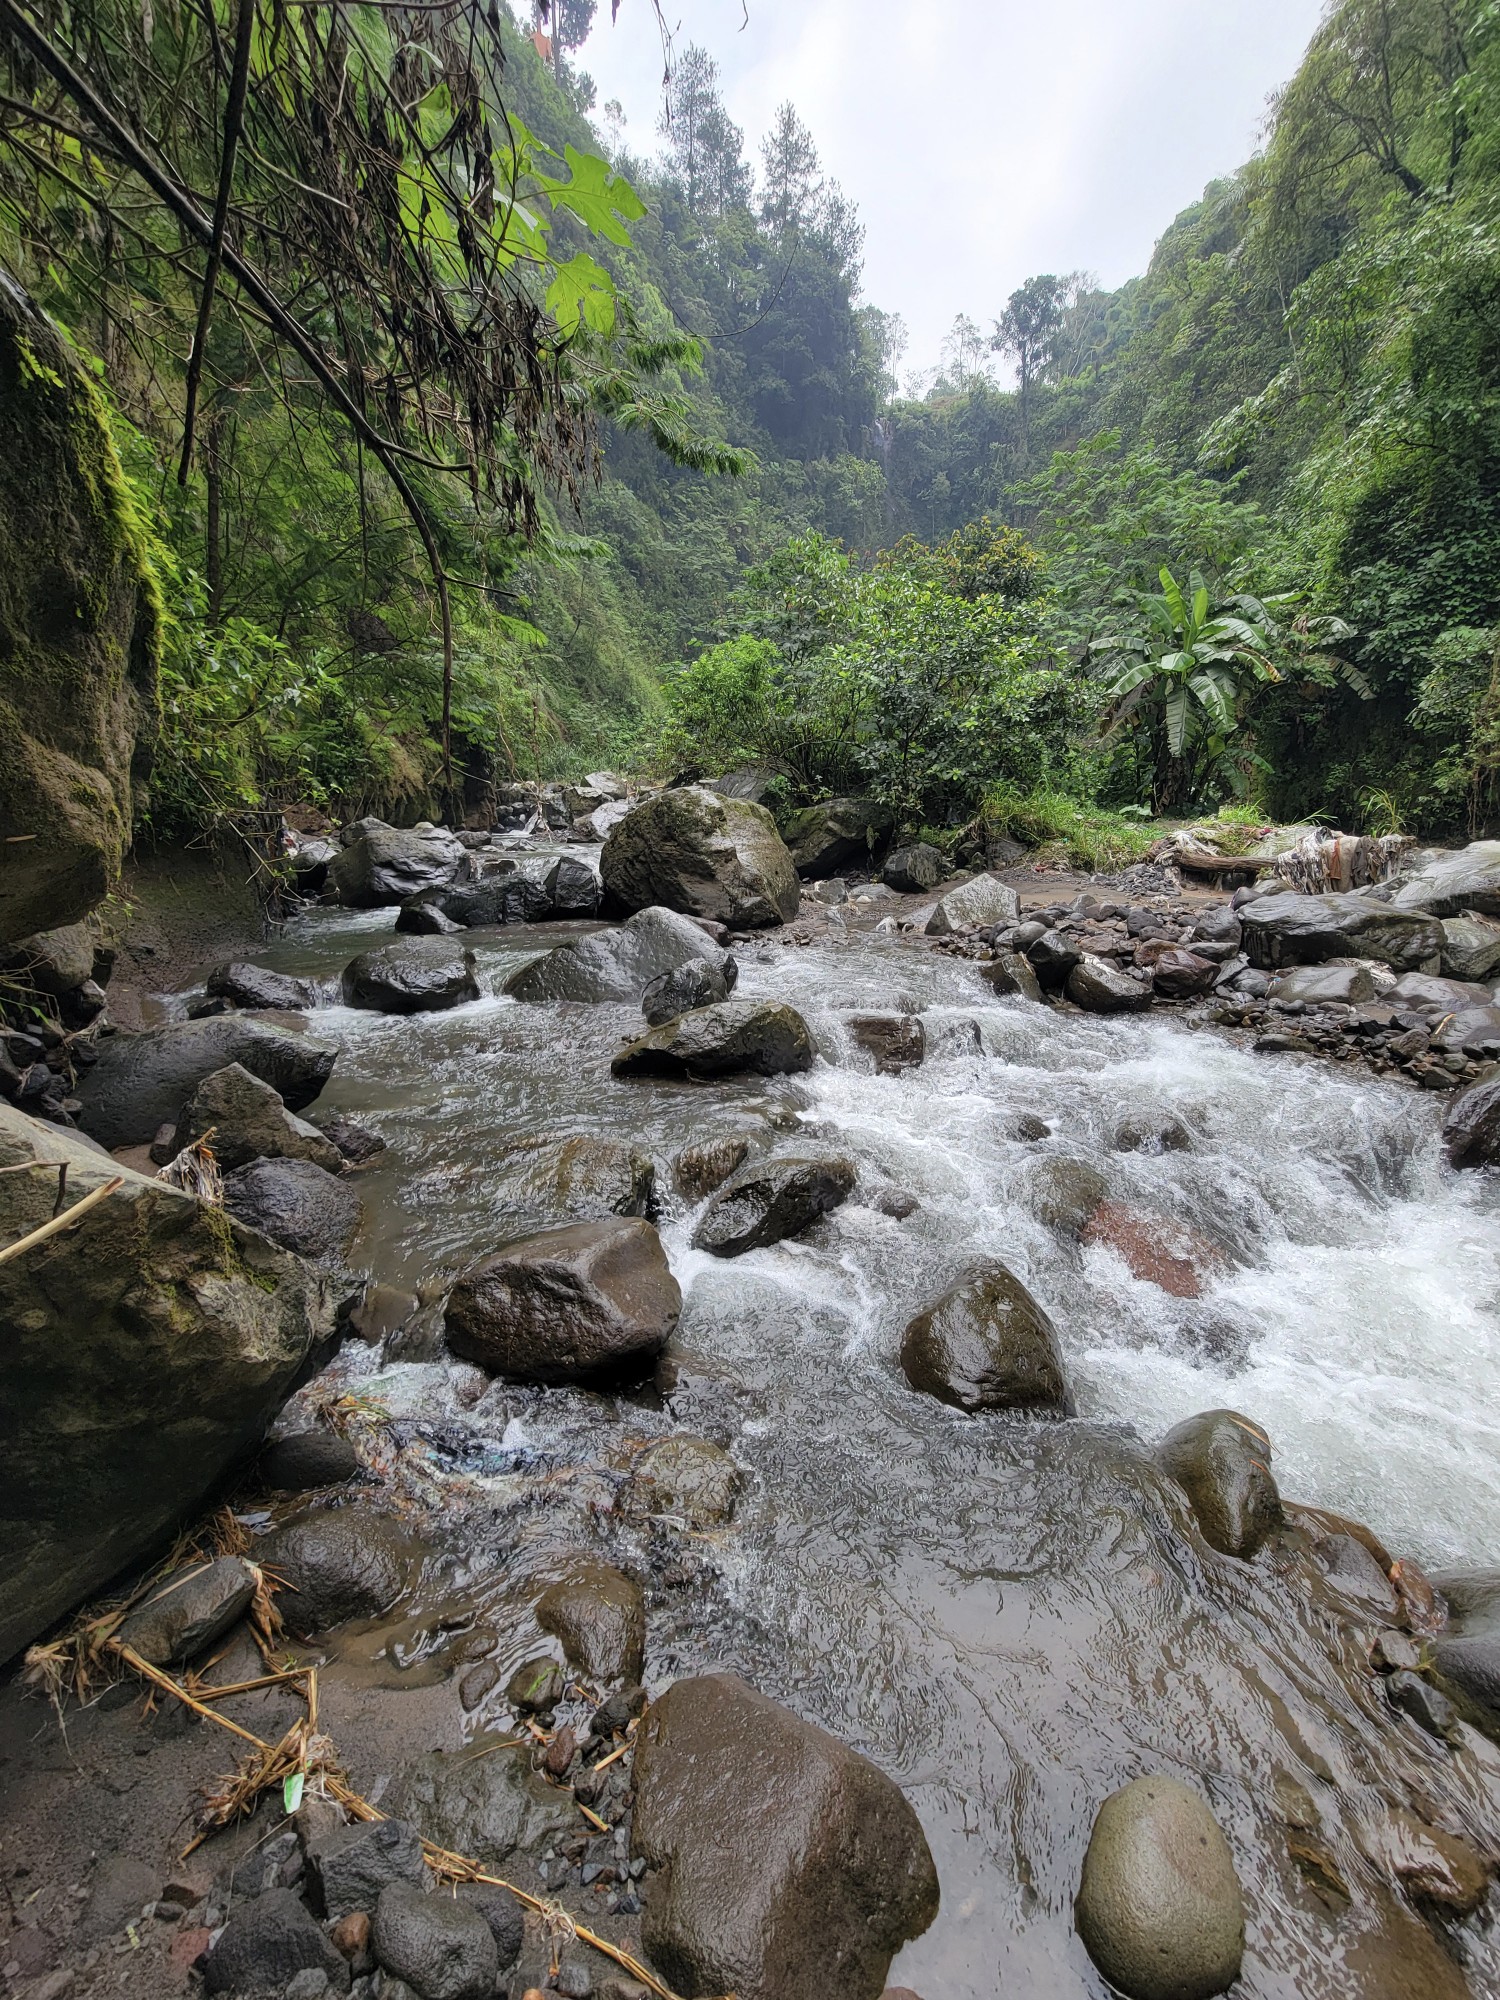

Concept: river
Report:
left=211, top=896, right=1500, bottom=1998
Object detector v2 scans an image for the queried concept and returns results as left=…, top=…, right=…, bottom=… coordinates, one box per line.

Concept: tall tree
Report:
left=760, top=101, right=822, bottom=237
left=992, top=274, right=1067, bottom=445
left=659, top=44, right=751, bottom=217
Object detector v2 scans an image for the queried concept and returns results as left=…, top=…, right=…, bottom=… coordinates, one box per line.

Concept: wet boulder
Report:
left=505, top=905, right=733, bottom=1005
left=1388, top=970, right=1490, bottom=1013
left=1267, top=962, right=1377, bottom=1005
left=0, top=1105, right=334, bottom=1661
left=1439, top=914, right=1500, bottom=983
left=641, top=954, right=735, bottom=1024
left=1157, top=1410, right=1282, bottom=1559
left=673, top=1134, right=753, bottom=1200
left=848, top=1012, right=925, bottom=1071
left=445, top=1218, right=681, bottom=1382
left=1151, top=949, right=1219, bottom=999
left=925, top=873, right=1020, bottom=936
left=260, top=1429, right=360, bottom=1492
left=1075, top=1776, right=1243, bottom=2000
left=1025, top=929, right=1082, bottom=990
left=311, top=1109, right=387, bottom=1165
left=535, top=1560, right=645, bottom=1682
left=170, top=1063, right=345, bottom=1173
left=901, top=1261, right=1072, bottom=1415
left=223, top=1157, right=363, bottom=1263
left=307, top=1820, right=430, bottom=1921
left=395, top=898, right=464, bottom=935
left=780, top=797, right=892, bottom=878
left=388, top=1746, right=573, bottom=1869
left=631, top=1672, right=939, bottom=2000
left=693, top=1153, right=856, bottom=1257
left=602, top=785, right=800, bottom=928
left=201, top=1887, right=351, bottom=1995
left=0, top=274, right=159, bottom=947
left=1429, top=1567, right=1500, bottom=1719
left=372, top=1882, right=498, bottom=2000
left=116, top=1556, right=257, bottom=1666
left=255, top=1510, right=413, bottom=1634
left=494, top=1133, right=656, bottom=1223
left=289, top=836, right=337, bottom=893
left=626, top=1436, right=742, bottom=1528
left=327, top=824, right=463, bottom=908
left=206, top=961, right=319, bottom=1011
left=1240, top=891, right=1441, bottom=972
left=1442, top=1071, right=1500, bottom=1168
left=1430, top=1005, right=1500, bottom=1057
left=1392, top=840, right=1500, bottom=918
left=882, top=842, right=944, bottom=894
left=75, top=1014, right=337, bottom=1149
left=982, top=951, right=1044, bottom=1003
left=340, top=940, right=480, bottom=1014
left=1067, top=955, right=1152, bottom=1013
left=1027, top=1157, right=1108, bottom=1238
left=612, top=999, right=814, bottom=1080
left=0, top=922, right=95, bottom=998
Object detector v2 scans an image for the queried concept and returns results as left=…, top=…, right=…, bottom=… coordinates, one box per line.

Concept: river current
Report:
left=209, top=900, right=1500, bottom=1998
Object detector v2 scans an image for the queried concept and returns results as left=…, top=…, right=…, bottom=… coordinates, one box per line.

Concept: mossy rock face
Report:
left=0, top=1103, right=336, bottom=1662
left=0, top=274, right=160, bottom=946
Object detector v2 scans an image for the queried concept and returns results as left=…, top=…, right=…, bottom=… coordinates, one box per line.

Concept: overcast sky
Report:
left=576, top=0, right=1330, bottom=374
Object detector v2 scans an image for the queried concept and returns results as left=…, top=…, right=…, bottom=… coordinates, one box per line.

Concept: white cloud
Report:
left=578, top=0, right=1326, bottom=366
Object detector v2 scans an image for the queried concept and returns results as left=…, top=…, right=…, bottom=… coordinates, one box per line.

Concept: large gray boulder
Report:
left=75, top=1014, right=337, bottom=1150
left=404, top=851, right=602, bottom=929
left=601, top=785, right=800, bottom=927
left=341, top=939, right=480, bottom=1014
left=901, top=1261, right=1073, bottom=1415
left=1268, top=963, right=1377, bottom=1005
left=631, top=1673, right=939, bottom=2000
left=693, top=1153, right=856, bottom=1257
left=1391, top=840, right=1500, bottom=918
left=925, top=874, right=1020, bottom=936
left=505, top=906, right=733, bottom=1005
left=115, top=1555, right=257, bottom=1666
left=1442, top=1070, right=1500, bottom=1169
left=779, top=797, right=893, bottom=878
left=327, top=823, right=463, bottom=907
left=222, top=1156, right=363, bottom=1263
left=612, top=1000, right=815, bottom=1080
left=170, top=1063, right=344, bottom=1173
left=0, top=922, right=95, bottom=997
left=882, top=843, right=944, bottom=894
left=388, top=1746, right=573, bottom=1870
left=1067, top=955, right=1153, bottom=1013
left=1075, top=1776, right=1244, bottom=2000
left=201, top=1888, right=351, bottom=1996
left=642, top=954, right=735, bottom=1024
left=1440, top=915, right=1500, bottom=982
left=255, top=1510, right=413, bottom=1634
left=0, top=274, right=159, bottom=947
left=1240, top=891, right=1441, bottom=972
left=206, top=960, right=318, bottom=1011
left=1430, top=1568, right=1500, bottom=1719
left=1157, top=1409, right=1282, bottom=1559
left=445, top=1218, right=681, bottom=1382
left=0, top=1105, right=335, bottom=1662
left=535, top=1561, right=645, bottom=1682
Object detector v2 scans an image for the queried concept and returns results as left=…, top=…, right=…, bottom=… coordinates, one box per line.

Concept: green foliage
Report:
left=658, top=527, right=1085, bottom=826
left=978, top=782, right=1156, bottom=872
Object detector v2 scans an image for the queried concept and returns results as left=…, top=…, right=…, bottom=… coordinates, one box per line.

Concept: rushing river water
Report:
left=205, top=898, right=1500, bottom=1999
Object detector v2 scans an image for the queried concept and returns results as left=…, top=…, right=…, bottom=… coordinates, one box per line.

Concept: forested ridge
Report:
left=1, top=0, right=1496, bottom=844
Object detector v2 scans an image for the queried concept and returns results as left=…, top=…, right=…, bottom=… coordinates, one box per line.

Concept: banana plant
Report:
left=1095, top=568, right=1367, bottom=808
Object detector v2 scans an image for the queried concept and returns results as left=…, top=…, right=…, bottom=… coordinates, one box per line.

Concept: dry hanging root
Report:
left=99, top=1639, right=730, bottom=2000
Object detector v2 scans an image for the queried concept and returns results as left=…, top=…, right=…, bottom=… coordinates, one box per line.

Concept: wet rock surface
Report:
left=116, top=1556, right=257, bottom=1666
left=254, top=1510, right=413, bottom=1633
left=1158, top=1409, right=1283, bottom=1559
left=328, top=824, right=463, bottom=908
left=223, top=1156, right=364, bottom=1263
left=75, top=1014, right=337, bottom=1148
left=901, top=1261, right=1073, bottom=1414
left=1075, top=1776, right=1244, bottom=2000
left=0, top=1104, right=333, bottom=1659
left=445, top=1218, right=681, bottom=1381
left=535, top=1561, right=645, bottom=1682
left=631, top=1672, right=939, bottom=2000
left=692, top=1151, right=856, bottom=1257
left=781, top=796, right=893, bottom=877
left=612, top=998, right=814, bottom=1079
left=602, top=785, right=800, bottom=927
left=505, top=905, right=733, bottom=1005
left=341, top=940, right=481, bottom=1014
left=170, top=1061, right=345, bottom=1172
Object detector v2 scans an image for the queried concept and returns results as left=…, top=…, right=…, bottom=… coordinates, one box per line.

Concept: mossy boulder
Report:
left=0, top=274, right=160, bottom=946
left=601, top=785, right=800, bottom=927
left=0, top=1103, right=336, bottom=1662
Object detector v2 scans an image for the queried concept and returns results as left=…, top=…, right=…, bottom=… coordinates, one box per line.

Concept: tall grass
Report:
left=981, top=783, right=1157, bottom=873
